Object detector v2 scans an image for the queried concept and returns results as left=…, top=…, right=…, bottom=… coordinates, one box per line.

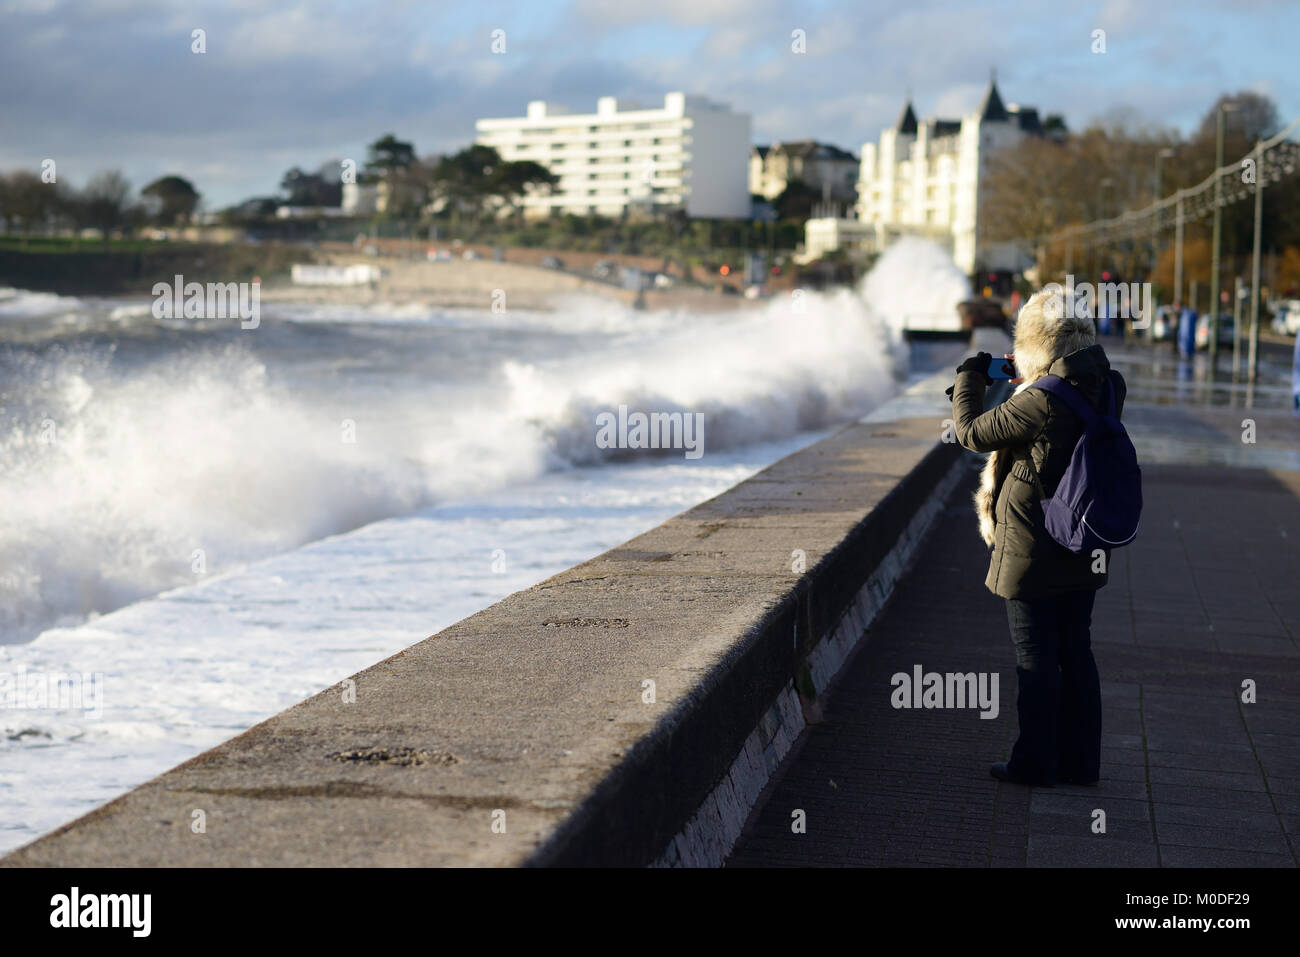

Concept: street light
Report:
left=1209, top=102, right=1239, bottom=369
left=1152, top=148, right=1175, bottom=295
left=1248, top=138, right=1266, bottom=386
left=1096, top=178, right=1114, bottom=282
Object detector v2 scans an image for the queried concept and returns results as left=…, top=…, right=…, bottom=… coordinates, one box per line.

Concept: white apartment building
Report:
left=475, top=92, right=751, bottom=219
left=850, top=79, right=1042, bottom=276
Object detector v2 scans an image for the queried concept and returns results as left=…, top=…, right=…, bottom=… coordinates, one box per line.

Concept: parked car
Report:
left=427, top=248, right=452, bottom=262
left=619, top=266, right=647, bottom=291
left=1271, top=299, right=1300, bottom=335
left=540, top=256, right=565, bottom=270
left=1150, top=305, right=1176, bottom=341
left=652, top=272, right=675, bottom=289
left=1194, top=312, right=1235, bottom=350
left=592, top=260, right=617, bottom=280
left=462, top=249, right=483, bottom=261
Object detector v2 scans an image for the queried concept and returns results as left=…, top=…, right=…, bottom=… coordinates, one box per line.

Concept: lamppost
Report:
left=1248, top=139, right=1265, bottom=386
left=1209, top=102, right=1239, bottom=369
left=1174, top=190, right=1185, bottom=309
left=1094, top=177, right=1114, bottom=281
left=1152, top=148, right=1175, bottom=293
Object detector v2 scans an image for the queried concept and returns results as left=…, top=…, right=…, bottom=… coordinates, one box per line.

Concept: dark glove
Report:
left=955, top=352, right=994, bottom=386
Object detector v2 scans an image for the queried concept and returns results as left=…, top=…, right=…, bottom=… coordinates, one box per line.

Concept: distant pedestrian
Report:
left=1177, top=302, right=1197, bottom=358
left=1292, top=327, right=1300, bottom=415
left=948, top=288, right=1130, bottom=787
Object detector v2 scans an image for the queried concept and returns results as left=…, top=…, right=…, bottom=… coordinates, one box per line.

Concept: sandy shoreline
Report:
left=253, top=252, right=763, bottom=313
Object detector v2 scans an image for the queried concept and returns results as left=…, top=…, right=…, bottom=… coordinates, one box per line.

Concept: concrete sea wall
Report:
left=1, top=331, right=1008, bottom=867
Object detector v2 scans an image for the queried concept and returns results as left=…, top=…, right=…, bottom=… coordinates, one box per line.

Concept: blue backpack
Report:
left=1027, top=372, right=1142, bottom=553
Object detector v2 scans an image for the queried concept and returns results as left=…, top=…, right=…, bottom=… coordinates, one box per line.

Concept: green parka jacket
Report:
left=951, top=343, right=1128, bottom=600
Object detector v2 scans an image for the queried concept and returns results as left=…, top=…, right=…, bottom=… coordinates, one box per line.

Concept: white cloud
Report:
left=0, top=0, right=1293, bottom=208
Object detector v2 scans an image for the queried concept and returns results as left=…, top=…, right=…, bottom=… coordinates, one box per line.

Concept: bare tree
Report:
left=0, top=171, right=62, bottom=242
left=81, top=170, right=134, bottom=238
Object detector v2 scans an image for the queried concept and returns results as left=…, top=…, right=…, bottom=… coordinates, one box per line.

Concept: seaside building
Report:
left=750, top=141, right=858, bottom=203
left=475, top=92, right=751, bottom=219
left=806, top=77, right=1042, bottom=277
left=802, top=213, right=873, bottom=262
left=342, top=182, right=379, bottom=216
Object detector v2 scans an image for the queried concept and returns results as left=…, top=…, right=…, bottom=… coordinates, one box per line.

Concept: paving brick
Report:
left=1160, top=846, right=1296, bottom=867
left=1157, top=823, right=1288, bottom=854
left=1027, top=834, right=1159, bottom=867
left=727, top=450, right=1300, bottom=869
left=1156, top=804, right=1282, bottom=831
left=1148, top=766, right=1268, bottom=792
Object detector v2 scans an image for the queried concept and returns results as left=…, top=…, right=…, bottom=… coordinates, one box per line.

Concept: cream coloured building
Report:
left=850, top=79, right=1043, bottom=276
left=475, top=92, right=751, bottom=219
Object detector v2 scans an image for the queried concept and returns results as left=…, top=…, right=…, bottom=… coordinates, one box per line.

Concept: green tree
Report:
left=279, top=166, right=316, bottom=205
left=429, top=145, right=502, bottom=222
left=364, top=134, right=417, bottom=178
left=491, top=160, right=558, bottom=221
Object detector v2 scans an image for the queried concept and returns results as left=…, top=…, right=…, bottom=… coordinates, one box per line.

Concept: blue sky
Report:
left=2, top=0, right=1296, bottom=208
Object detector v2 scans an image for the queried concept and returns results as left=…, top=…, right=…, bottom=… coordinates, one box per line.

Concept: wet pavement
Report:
left=728, top=334, right=1300, bottom=867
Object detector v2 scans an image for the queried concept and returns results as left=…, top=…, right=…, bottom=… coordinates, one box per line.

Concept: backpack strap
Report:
left=1021, top=374, right=1104, bottom=500
left=1028, top=374, right=1102, bottom=424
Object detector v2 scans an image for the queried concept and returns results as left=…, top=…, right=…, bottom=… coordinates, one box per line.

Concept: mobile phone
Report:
left=988, top=356, right=1016, bottom=379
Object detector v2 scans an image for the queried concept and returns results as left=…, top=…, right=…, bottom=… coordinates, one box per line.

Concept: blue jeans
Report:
left=1004, top=590, right=1102, bottom=783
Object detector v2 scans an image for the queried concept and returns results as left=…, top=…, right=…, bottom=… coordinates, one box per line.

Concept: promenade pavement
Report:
left=729, top=339, right=1300, bottom=867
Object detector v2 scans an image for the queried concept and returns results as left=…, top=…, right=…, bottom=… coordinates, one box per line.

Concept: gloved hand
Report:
left=955, top=352, right=994, bottom=383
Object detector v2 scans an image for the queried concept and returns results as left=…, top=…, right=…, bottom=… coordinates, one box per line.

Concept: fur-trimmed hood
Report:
left=1007, top=291, right=1099, bottom=389
left=973, top=291, right=1098, bottom=547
